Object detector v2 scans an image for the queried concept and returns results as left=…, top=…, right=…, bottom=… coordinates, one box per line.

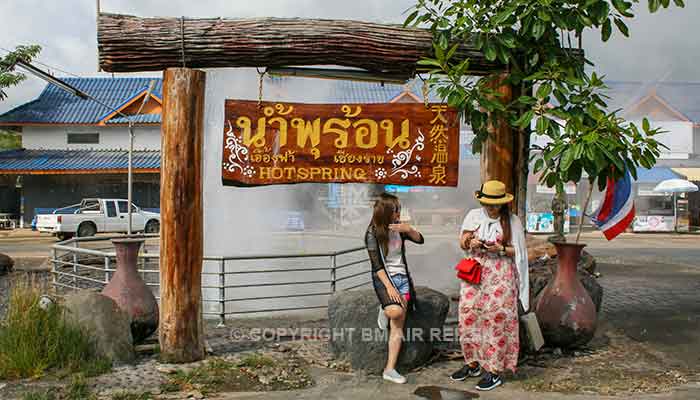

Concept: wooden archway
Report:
left=98, top=12, right=522, bottom=362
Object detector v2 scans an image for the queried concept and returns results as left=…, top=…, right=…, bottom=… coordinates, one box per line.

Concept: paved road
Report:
left=599, top=261, right=700, bottom=370
left=0, top=233, right=57, bottom=258
left=570, top=232, right=700, bottom=268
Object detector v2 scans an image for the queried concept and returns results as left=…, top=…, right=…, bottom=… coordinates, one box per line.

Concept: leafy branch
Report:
left=406, top=0, right=682, bottom=239
left=0, top=45, right=42, bottom=101
left=407, top=0, right=680, bottom=187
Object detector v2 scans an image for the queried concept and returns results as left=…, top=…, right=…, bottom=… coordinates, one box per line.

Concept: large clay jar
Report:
left=102, top=238, right=159, bottom=343
left=535, top=242, right=597, bottom=348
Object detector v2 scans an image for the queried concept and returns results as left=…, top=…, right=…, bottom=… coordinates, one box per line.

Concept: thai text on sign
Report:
left=221, top=100, right=459, bottom=186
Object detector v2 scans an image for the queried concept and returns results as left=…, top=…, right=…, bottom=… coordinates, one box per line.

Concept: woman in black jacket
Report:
left=365, top=193, right=424, bottom=384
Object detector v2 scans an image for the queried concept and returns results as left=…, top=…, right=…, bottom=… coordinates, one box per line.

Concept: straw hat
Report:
left=474, top=180, right=514, bottom=205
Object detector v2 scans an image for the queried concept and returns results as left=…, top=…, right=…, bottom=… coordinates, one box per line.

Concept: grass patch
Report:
left=64, top=374, right=92, bottom=400
left=163, top=353, right=313, bottom=394
left=110, top=391, right=155, bottom=400
left=20, top=374, right=97, bottom=400
left=158, top=380, right=180, bottom=393
left=237, top=353, right=275, bottom=368
left=0, top=276, right=112, bottom=379
left=22, top=391, right=55, bottom=400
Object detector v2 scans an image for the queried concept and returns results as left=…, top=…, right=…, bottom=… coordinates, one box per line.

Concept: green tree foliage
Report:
left=406, top=0, right=683, bottom=237
left=0, top=45, right=41, bottom=101
left=0, top=130, right=21, bottom=150
left=0, top=46, right=39, bottom=151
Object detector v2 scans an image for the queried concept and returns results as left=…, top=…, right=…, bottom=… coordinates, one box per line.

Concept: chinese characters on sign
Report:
left=221, top=100, right=459, bottom=186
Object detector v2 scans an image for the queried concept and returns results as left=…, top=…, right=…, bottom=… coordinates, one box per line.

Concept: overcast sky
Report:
left=1, top=0, right=698, bottom=114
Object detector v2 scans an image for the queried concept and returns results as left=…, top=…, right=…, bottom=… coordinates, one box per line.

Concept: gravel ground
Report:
left=2, top=252, right=700, bottom=399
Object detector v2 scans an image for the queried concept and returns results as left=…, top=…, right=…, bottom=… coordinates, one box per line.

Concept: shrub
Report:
left=0, top=276, right=111, bottom=379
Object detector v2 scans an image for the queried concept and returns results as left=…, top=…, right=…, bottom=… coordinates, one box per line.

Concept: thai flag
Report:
left=592, top=171, right=635, bottom=240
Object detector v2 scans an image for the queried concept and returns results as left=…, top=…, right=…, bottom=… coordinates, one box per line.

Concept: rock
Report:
left=156, top=365, right=180, bottom=374
left=63, top=291, right=136, bottom=364
left=39, top=295, right=55, bottom=310
left=580, top=272, right=603, bottom=313
left=187, top=391, right=204, bottom=399
left=328, top=286, right=449, bottom=374
left=528, top=250, right=603, bottom=312
left=0, top=253, right=14, bottom=275
left=525, top=236, right=557, bottom=263
left=578, top=251, right=597, bottom=275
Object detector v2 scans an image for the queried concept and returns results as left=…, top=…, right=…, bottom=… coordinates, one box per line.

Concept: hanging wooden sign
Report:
left=221, top=100, right=459, bottom=187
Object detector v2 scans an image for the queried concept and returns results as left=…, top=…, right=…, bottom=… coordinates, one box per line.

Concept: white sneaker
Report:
left=377, top=306, right=388, bottom=330
left=382, top=369, right=407, bottom=384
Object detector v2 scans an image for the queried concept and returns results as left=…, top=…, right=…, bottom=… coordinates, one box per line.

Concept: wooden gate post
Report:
left=480, top=74, right=515, bottom=200
left=159, top=67, right=206, bottom=363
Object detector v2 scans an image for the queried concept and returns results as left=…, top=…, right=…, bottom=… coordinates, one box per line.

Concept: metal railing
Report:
left=51, top=235, right=371, bottom=326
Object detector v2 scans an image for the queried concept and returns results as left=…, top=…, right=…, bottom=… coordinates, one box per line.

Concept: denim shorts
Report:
left=390, top=273, right=410, bottom=296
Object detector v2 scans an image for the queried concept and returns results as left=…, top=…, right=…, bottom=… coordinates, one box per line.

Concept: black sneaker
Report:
left=475, top=372, right=502, bottom=391
left=449, top=363, right=481, bottom=381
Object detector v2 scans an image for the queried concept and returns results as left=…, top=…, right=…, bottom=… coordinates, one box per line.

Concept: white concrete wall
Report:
left=20, top=125, right=161, bottom=150
left=642, top=120, right=693, bottom=160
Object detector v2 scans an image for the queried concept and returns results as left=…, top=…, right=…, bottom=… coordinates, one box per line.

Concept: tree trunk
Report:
left=159, top=68, right=206, bottom=363
left=97, top=13, right=501, bottom=75
left=480, top=74, right=515, bottom=198
left=550, top=184, right=567, bottom=243
left=513, top=85, right=531, bottom=225
left=515, top=125, right=531, bottom=226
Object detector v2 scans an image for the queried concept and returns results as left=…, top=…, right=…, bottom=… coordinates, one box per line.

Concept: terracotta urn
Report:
left=535, top=242, right=597, bottom=348
left=102, top=238, right=159, bottom=343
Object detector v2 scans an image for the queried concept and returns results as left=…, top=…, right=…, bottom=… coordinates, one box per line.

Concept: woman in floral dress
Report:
left=449, top=180, right=529, bottom=391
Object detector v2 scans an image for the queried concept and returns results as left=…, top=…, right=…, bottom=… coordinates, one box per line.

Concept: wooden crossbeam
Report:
left=97, top=12, right=502, bottom=76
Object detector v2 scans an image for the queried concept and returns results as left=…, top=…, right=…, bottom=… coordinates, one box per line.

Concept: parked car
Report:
left=36, top=198, right=160, bottom=241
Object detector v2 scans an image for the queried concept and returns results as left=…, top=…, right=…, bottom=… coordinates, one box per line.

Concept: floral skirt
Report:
left=458, top=253, right=519, bottom=373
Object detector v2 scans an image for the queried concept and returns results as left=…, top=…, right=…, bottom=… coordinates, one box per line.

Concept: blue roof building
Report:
left=0, top=77, right=163, bottom=125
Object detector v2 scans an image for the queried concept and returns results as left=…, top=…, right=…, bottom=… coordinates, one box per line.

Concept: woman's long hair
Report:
left=371, top=193, right=400, bottom=255
left=499, top=204, right=512, bottom=245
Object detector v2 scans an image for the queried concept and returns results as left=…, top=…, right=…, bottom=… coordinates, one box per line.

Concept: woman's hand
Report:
left=389, top=223, right=413, bottom=234
left=391, top=223, right=423, bottom=243
left=469, top=238, right=483, bottom=250
left=484, top=241, right=504, bottom=254
left=459, top=232, right=472, bottom=250
left=386, top=285, right=406, bottom=308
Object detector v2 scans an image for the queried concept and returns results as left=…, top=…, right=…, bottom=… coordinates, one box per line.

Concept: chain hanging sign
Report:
left=221, top=100, right=459, bottom=186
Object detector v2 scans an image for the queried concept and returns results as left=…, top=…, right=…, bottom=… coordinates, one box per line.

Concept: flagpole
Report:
left=576, top=181, right=594, bottom=244
left=127, top=122, right=134, bottom=235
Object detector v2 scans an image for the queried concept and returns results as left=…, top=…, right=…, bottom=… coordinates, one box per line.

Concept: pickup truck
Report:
left=36, top=198, right=161, bottom=240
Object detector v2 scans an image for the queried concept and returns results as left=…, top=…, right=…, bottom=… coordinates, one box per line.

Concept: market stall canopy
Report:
left=634, top=167, right=680, bottom=183
left=653, top=179, right=699, bottom=193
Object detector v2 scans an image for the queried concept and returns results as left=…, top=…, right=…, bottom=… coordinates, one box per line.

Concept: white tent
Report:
left=653, top=179, right=698, bottom=232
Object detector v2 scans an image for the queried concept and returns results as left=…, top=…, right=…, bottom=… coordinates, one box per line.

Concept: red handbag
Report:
left=455, top=258, right=482, bottom=284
